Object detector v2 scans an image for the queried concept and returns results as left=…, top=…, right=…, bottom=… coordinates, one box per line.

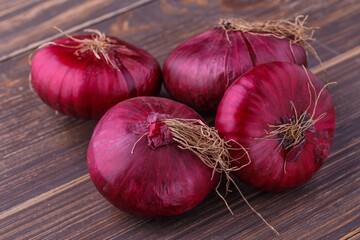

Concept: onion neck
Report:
left=146, top=113, right=174, bottom=148
left=131, top=113, right=174, bottom=150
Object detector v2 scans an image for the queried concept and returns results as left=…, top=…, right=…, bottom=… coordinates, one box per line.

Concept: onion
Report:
left=87, top=97, right=219, bottom=217
left=30, top=29, right=162, bottom=119
left=164, top=15, right=316, bottom=112
left=87, top=96, right=279, bottom=234
left=215, top=62, right=335, bottom=192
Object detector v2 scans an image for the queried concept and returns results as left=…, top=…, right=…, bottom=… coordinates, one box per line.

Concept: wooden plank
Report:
left=0, top=0, right=155, bottom=60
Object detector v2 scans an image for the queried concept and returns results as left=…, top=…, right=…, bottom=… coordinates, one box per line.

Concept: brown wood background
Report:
left=1, top=0, right=359, bottom=239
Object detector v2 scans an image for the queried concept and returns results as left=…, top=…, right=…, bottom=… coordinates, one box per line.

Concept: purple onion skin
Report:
left=163, top=28, right=307, bottom=112
left=87, top=97, right=218, bottom=217
left=31, top=35, right=162, bottom=120
left=215, top=62, right=335, bottom=192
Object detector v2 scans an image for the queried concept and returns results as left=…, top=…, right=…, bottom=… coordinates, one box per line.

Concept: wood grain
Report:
left=0, top=0, right=359, bottom=239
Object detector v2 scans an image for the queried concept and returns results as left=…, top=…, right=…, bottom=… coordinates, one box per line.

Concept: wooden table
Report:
left=1, top=0, right=359, bottom=239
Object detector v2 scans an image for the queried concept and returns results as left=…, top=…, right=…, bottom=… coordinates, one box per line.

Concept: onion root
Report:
left=260, top=66, right=336, bottom=172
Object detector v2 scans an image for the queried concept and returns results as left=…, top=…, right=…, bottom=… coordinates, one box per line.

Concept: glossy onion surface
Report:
left=163, top=28, right=307, bottom=112
left=31, top=35, right=162, bottom=119
left=88, top=97, right=217, bottom=217
left=215, top=62, right=335, bottom=191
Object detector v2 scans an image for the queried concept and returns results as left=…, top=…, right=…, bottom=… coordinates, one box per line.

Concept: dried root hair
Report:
left=159, top=118, right=279, bottom=236
left=28, top=27, right=126, bottom=71
left=259, top=66, right=336, bottom=172
left=219, top=15, right=327, bottom=79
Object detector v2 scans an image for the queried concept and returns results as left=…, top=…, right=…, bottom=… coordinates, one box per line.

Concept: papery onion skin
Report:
left=215, top=62, right=335, bottom=192
left=87, top=97, right=218, bottom=217
left=163, top=28, right=307, bottom=112
left=30, top=34, right=162, bottom=119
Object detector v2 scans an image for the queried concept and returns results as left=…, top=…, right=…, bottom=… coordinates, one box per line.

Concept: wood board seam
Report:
left=311, top=45, right=360, bottom=74
left=0, top=174, right=89, bottom=220
left=340, top=227, right=360, bottom=240
left=0, top=0, right=156, bottom=63
left=328, top=139, right=360, bottom=159
left=349, top=232, right=360, bottom=240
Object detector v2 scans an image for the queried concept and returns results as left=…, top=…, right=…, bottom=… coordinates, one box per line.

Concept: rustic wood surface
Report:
left=0, top=0, right=359, bottom=239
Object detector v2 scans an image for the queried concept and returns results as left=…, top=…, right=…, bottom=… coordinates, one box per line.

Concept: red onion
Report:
left=215, top=62, right=335, bottom=192
left=87, top=97, right=219, bottom=217
left=164, top=16, right=315, bottom=112
left=30, top=29, right=162, bottom=119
